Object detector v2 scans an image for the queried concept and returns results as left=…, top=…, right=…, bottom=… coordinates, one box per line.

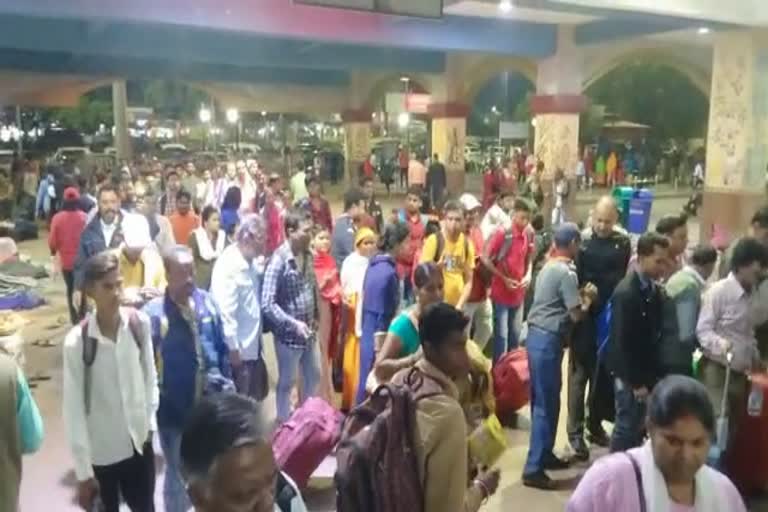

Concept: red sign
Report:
left=405, top=93, right=431, bottom=114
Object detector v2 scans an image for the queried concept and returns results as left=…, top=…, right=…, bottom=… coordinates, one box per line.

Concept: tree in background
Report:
left=141, top=80, right=209, bottom=120
left=586, top=60, right=708, bottom=141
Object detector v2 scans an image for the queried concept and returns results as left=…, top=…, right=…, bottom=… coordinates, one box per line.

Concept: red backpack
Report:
left=335, top=368, right=443, bottom=512
left=493, top=349, right=530, bottom=423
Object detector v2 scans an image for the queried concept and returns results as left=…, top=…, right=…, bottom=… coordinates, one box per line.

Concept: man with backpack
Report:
left=143, top=245, right=234, bottom=512
left=420, top=200, right=475, bottom=310
left=180, top=393, right=307, bottom=512
left=336, top=303, right=500, bottom=512
left=62, top=251, right=159, bottom=512
left=481, top=198, right=534, bottom=364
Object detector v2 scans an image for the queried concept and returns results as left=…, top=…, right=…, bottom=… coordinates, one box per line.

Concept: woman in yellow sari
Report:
left=338, top=228, right=377, bottom=410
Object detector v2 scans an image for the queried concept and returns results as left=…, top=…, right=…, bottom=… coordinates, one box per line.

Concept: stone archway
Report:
left=361, top=72, right=433, bottom=111
left=461, top=56, right=538, bottom=106
left=583, top=48, right=711, bottom=98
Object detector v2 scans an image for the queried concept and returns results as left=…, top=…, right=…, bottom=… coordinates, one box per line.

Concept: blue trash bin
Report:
left=627, top=189, right=653, bottom=234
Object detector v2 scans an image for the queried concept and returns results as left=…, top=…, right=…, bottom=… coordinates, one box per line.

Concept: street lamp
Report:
left=226, top=108, right=240, bottom=152
left=401, top=76, right=411, bottom=152
left=397, top=112, right=411, bottom=128
left=199, top=107, right=211, bottom=124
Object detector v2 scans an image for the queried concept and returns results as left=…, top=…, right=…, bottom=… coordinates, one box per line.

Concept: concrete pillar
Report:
left=532, top=26, right=585, bottom=222
left=341, top=109, right=371, bottom=186
left=428, top=102, right=468, bottom=195
left=700, top=30, right=768, bottom=242
left=112, top=80, right=132, bottom=161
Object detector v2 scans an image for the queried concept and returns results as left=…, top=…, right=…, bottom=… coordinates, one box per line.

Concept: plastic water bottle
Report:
left=748, top=383, right=764, bottom=417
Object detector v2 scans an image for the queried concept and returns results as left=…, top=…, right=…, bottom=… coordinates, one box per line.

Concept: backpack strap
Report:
left=432, top=232, right=445, bottom=264
left=81, top=319, right=98, bottom=416
left=275, top=472, right=298, bottom=512
left=625, top=453, right=647, bottom=512
left=493, top=230, right=515, bottom=264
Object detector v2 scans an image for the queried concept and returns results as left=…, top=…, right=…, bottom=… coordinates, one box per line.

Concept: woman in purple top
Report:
left=568, top=375, right=746, bottom=512
left=355, top=222, right=410, bottom=405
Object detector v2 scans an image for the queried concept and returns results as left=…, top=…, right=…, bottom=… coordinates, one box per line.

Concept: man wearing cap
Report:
left=461, top=193, right=493, bottom=348
left=49, top=186, right=88, bottom=324
left=522, top=222, right=597, bottom=490
left=118, top=213, right=166, bottom=308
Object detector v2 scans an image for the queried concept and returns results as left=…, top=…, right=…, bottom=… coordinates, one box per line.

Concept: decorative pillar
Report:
left=428, top=102, right=468, bottom=195
left=531, top=94, right=585, bottom=223
left=701, top=30, right=768, bottom=242
left=341, top=109, right=372, bottom=186
left=532, top=25, right=585, bottom=223
left=112, top=80, right=132, bottom=161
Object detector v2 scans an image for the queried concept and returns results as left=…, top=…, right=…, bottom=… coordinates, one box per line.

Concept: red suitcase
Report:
left=725, top=373, right=768, bottom=494
left=493, top=349, right=530, bottom=420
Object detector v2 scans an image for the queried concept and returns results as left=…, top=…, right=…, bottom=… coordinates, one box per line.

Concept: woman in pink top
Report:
left=568, top=375, right=746, bottom=512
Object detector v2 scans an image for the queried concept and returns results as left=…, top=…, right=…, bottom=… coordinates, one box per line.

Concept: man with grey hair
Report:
left=210, top=214, right=268, bottom=401
left=180, top=393, right=306, bottom=512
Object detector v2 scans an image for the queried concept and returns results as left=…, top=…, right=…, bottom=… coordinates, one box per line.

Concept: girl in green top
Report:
left=373, top=262, right=444, bottom=383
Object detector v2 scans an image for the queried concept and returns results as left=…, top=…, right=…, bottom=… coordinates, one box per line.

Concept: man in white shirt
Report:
left=210, top=215, right=268, bottom=402
left=480, top=189, right=514, bottom=241
left=180, top=393, right=307, bottom=512
left=62, top=251, right=159, bottom=512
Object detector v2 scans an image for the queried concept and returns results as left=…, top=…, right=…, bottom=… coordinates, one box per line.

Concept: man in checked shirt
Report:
left=262, top=208, right=321, bottom=423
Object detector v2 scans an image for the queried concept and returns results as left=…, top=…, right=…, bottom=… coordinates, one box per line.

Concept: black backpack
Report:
left=81, top=309, right=146, bottom=415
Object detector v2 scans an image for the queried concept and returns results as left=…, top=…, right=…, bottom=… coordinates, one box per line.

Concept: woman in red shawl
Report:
left=482, top=161, right=501, bottom=211
left=313, top=226, right=342, bottom=403
left=263, top=174, right=286, bottom=253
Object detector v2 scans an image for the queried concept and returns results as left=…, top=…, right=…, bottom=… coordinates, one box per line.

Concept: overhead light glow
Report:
left=697, top=27, right=711, bottom=35
left=199, top=108, right=212, bottom=123
left=397, top=112, right=410, bottom=128
left=226, top=108, right=239, bottom=124
left=499, top=0, right=513, bottom=13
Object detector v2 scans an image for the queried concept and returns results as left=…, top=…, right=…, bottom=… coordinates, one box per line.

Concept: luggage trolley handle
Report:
left=720, top=351, right=734, bottom=421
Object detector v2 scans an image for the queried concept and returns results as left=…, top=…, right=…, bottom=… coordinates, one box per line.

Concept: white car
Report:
left=160, top=143, right=188, bottom=152
left=54, top=146, right=91, bottom=162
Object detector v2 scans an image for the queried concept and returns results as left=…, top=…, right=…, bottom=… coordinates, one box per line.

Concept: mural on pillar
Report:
left=533, top=114, right=579, bottom=180
left=706, top=34, right=751, bottom=189
left=344, top=122, right=371, bottom=163
left=748, top=52, right=768, bottom=189
left=432, top=117, right=466, bottom=191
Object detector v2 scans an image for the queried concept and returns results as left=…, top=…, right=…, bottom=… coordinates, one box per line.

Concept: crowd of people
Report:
left=2, top=151, right=765, bottom=512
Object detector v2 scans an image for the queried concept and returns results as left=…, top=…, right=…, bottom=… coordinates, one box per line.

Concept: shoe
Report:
left=587, top=429, right=610, bottom=448
left=543, top=455, right=571, bottom=470
left=570, top=442, right=590, bottom=462
left=522, top=470, right=557, bottom=490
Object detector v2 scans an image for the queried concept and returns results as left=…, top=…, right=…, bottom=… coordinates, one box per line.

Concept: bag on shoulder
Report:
left=335, top=368, right=443, bottom=512
left=81, top=309, right=146, bottom=415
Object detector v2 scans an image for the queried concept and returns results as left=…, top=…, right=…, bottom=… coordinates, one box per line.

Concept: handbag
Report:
left=251, top=356, right=269, bottom=402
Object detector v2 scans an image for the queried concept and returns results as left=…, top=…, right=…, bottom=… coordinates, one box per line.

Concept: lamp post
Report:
left=226, top=108, right=240, bottom=153
left=400, top=76, right=411, bottom=154
left=199, top=107, right=212, bottom=151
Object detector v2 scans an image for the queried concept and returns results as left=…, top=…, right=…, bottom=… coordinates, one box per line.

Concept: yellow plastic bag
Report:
left=468, top=413, right=508, bottom=467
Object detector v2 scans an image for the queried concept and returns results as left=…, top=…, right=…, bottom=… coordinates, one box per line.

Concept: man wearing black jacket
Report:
left=607, top=232, right=669, bottom=452
left=568, top=197, right=631, bottom=459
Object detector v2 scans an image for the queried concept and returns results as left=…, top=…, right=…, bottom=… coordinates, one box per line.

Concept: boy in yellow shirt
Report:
left=420, top=200, right=475, bottom=309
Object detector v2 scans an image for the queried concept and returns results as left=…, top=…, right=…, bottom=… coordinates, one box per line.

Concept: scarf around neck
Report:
left=635, top=441, right=726, bottom=512
left=193, top=227, right=226, bottom=261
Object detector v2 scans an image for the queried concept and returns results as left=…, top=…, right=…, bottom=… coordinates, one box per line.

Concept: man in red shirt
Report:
left=460, top=193, right=492, bottom=348
left=396, top=186, right=428, bottom=304
left=482, top=198, right=534, bottom=363
left=49, top=187, right=88, bottom=324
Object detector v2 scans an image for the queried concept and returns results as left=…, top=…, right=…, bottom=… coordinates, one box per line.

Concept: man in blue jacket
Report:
left=143, top=245, right=233, bottom=512
left=73, top=183, right=125, bottom=318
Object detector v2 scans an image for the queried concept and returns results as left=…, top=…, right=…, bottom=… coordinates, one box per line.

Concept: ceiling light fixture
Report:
left=697, top=27, right=711, bottom=35
left=499, top=0, right=513, bottom=13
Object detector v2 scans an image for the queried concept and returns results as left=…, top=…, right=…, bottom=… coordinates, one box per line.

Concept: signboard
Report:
left=385, top=92, right=432, bottom=114
left=295, top=0, right=443, bottom=18
left=499, top=121, right=529, bottom=140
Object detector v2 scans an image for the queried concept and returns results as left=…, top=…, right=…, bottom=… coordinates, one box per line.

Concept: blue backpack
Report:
left=596, top=301, right=612, bottom=359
